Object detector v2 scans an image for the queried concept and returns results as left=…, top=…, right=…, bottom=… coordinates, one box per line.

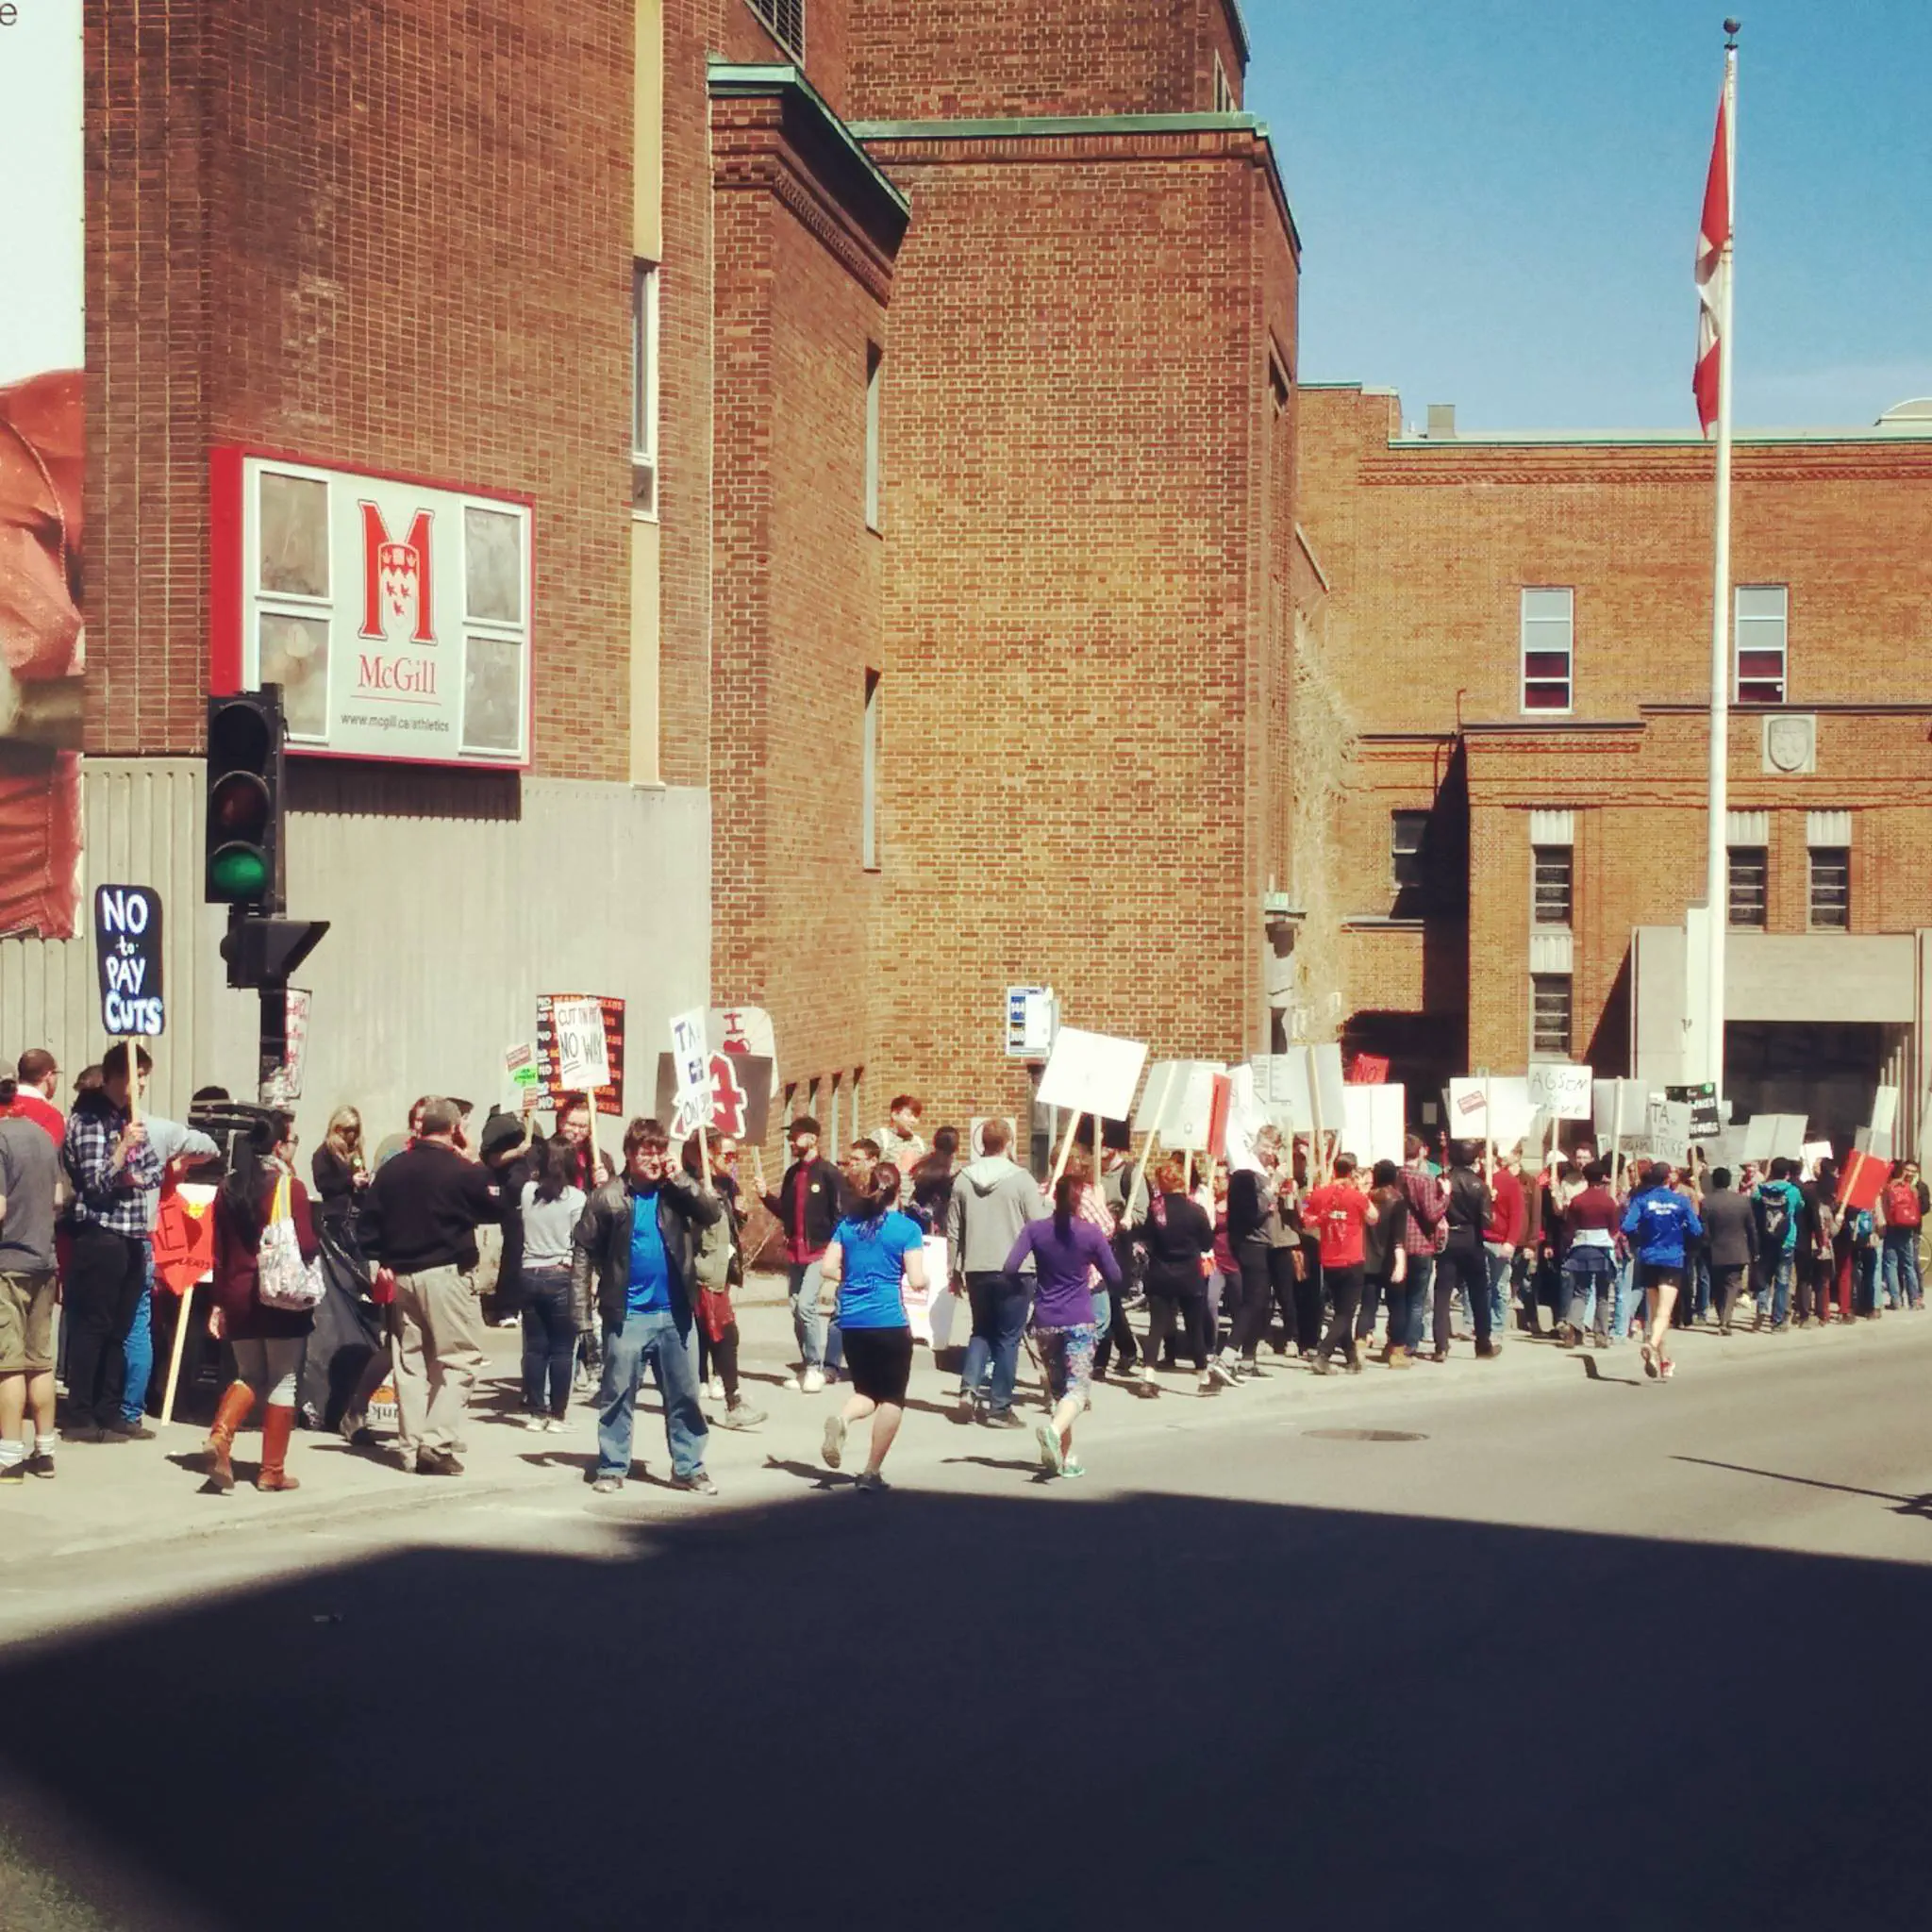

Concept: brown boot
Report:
left=203, top=1381, right=257, bottom=1492
left=1386, top=1345, right=1413, bottom=1369
left=257, top=1405, right=301, bottom=1492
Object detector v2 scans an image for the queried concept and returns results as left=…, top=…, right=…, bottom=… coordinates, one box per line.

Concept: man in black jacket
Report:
left=756, top=1116, right=850, bottom=1393
left=1434, top=1141, right=1496, bottom=1361
left=1701, top=1166, right=1758, bottom=1334
left=359, top=1097, right=503, bottom=1475
left=573, top=1116, right=723, bottom=1495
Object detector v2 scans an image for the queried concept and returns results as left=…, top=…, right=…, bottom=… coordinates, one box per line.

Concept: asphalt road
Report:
left=4, top=1312, right=1932, bottom=1930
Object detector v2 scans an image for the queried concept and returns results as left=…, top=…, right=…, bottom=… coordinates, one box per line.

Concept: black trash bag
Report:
left=296, top=1222, right=385, bottom=1432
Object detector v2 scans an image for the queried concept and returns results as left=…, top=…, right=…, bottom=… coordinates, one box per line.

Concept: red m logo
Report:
left=358, top=501, right=436, bottom=645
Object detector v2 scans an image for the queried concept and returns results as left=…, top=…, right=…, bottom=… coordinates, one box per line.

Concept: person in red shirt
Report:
left=1306, top=1154, right=1379, bottom=1374
left=1484, top=1148, right=1528, bottom=1337
left=7, top=1048, right=63, bottom=1145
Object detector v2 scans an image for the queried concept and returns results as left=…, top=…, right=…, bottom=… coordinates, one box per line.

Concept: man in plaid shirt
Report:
left=1386, top=1136, right=1447, bottom=1362
left=60, top=1042, right=164, bottom=1441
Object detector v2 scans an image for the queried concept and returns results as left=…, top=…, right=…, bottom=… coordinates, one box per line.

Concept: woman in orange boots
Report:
left=204, top=1111, right=320, bottom=1493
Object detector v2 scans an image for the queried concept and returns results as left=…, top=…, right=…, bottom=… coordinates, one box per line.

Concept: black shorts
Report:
left=1636, top=1262, right=1683, bottom=1291
left=842, top=1325, right=913, bottom=1405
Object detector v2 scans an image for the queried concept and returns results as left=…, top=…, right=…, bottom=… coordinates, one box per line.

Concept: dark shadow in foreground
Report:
left=3, top=1487, right=1931, bottom=1931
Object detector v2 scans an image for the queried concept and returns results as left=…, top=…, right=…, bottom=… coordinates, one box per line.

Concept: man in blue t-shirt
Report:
left=1751, top=1158, right=1805, bottom=1331
left=571, top=1119, right=723, bottom=1494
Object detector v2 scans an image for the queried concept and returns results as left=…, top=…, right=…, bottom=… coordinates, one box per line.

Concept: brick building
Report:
left=1295, top=383, right=1932, bottom=1146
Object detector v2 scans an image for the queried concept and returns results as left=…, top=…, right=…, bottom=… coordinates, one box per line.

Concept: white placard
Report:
left=1871, top=1086, right=1900, bottom=1138
left=1447, top=1076, right=1536, bottom=1149
left=1134, top=1060, right=1223, bottom=1150
left=1309, top=1042, right=1347, bottom=1128
left=1249, top=1054, right=1312, bottom=1134
left=1528, top=1063, right=1593, bottom=1121
left=1771, top=1113, right=1808, bottom=1162
left=1340, top=1084, right=1407, bottom=1170
left=1224, top=1065, right=1270, bottom=1173
left=552, top=998, right=610, bottom=1091
left=1801, top=1139, right=1835, bottom=1178
left=1036, top=1026, right=1147, bottom=1122
left=1591, top=1078, right=1646, bottom=1141
left=669, top=1008, right=712, bottom=1125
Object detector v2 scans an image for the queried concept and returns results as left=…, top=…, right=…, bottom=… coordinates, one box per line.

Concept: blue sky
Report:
left=1247, top=0, right=1932, bottom=430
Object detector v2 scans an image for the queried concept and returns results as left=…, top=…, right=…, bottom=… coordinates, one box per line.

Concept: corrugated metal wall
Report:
left=0, top=759, right=713, bottom=1147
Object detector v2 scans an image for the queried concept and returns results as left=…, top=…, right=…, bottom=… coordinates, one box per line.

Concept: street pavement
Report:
left=4, top=1301, right=1932, bottom=1929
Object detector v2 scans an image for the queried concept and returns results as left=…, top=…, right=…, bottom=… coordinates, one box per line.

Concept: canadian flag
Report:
left=1692, top=87, right=1731, bottom=436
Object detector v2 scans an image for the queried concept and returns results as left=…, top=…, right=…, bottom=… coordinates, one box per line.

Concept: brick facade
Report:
left=1297, top=383, right=1932, bottom=1098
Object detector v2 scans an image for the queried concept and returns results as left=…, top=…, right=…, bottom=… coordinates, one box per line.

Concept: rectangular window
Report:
left=1531, top=974, right=1574, bottom=1058
left=631, top=261, right=659, bottom=517
left=1808, top=847, right=1850, bottom=931
left=1520, top=588, right=1574, bottom=713
left=1727, top=846, right=1768, bottom=929
left=864, top=344, right=883, bottom=532
left=1531, top=845, right=1573, bottom=927
left=748, top=0, right=805, bottom=59
left=861, top=669, right=881, bottom=871
left=1735, top=584, right=1788, bottom=704
left=1212, top=53, right=1236, bottom=113
left=1391, top=810, right=1428, bottom=890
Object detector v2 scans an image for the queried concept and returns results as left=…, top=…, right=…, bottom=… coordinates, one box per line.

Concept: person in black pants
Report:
left=58, top=1043, right=165, bottom=1441
left=1432, top=1141, right=1496, bottom=1361
left=1134, top=1160, right=1216, bottom=1394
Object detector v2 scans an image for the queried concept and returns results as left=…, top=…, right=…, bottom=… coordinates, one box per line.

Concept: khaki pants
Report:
left=391, top=1264, right=486, bottom=1457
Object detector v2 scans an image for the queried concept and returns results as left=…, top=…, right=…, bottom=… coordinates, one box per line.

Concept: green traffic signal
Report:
left=209, top=844, right=270, bottom=898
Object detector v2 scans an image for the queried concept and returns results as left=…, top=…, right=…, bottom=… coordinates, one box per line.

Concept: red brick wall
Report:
left=847, top=0, right=1243, bottom=121
left=88, top=0, right=637, bottom=779
left=708, top=85, right=893, bottom=1092
left=856, top=125, right=1295, bottom=1124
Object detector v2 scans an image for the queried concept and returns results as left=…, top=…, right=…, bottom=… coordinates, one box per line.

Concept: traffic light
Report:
left=220, top=910, right=328, bottom=991
left=205, top=687, right=284, bottom=909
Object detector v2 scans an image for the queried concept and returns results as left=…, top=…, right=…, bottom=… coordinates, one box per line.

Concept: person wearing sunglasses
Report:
left=684, top=1128, right=765, bottom=1432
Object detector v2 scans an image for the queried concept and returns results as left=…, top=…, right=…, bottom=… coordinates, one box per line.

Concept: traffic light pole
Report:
left=222, top=905, right=328, bottom=1107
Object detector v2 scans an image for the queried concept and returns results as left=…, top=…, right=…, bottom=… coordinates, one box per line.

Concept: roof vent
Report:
left=1877, top=397, right=1932, bottom=425
left=1425, top=402, right=1457, bottom=440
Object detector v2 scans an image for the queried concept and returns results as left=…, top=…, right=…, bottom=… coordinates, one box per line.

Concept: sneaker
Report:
left=1475, top=1341, right=1501, bottom=1360
left=591, top=1475, right=624, bottom=1495
left=416, top=1447, right=465, bottom=1476
left=25, top=1451, right=55, bottom=1479
left=518, top=1413, right=546, bottom=1429
left=1036, top=1420, right=1065, bottom=1476
left=1236, top=1359, right=1267, bottom=1380
left=952, top=1390, right=977, bottom=1425
left=706, top=1375, right=724, bottom=1402
left=714, top=1401, right=766, bottom=1430
left=822, top=1413, right=848, bottom=1470
left=541, top=1416, right=570, bottom=1433
left=801, top=1367, right=826, bottom=1395
left=854, top=1470, right=889, bottom=1494
left=105, top=1419, right=156, bottom=1441
left=1196, top=1371, right=1218, bottom=1394
left=1061, top=1458, right=1087, bottom=1479
left=1208, top=1358, right=1237, bottom=1390
left=1134, top=1365, right=1159, bottom=1397
left=1659, top=1357, right=1676, bottom=1381
left=782, top=1374, right=802, bottom=1391
left=979, top=1409, right=1025, bottom=1430
left=1309, top=1355, right=1333, bottom=1376
left=0, top=1458, right=23, bottom=1488
left=671, top=1470, right=719, bottom=1496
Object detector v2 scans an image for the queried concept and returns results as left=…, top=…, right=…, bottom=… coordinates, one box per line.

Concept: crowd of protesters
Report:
left=3, top=1060, right=1925, bottom=1497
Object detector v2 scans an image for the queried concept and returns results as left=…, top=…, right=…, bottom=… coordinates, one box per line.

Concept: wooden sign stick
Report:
left=1122, top=1129, right=1161, bottom=1225
left=1049, top=1110, right=1082, bottom=1189
left=1610, top=1083, right=1625, bottom=1196
left=158, top=1280, right=194, bottom=1428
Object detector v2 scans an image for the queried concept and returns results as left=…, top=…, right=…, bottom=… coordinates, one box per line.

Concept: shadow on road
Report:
left=1674, top=1454, right=1932, bottom=1518
left=4, top=1484, right=1932, bottom=1930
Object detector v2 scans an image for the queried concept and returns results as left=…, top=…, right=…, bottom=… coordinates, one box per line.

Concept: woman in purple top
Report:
left=1005, top=1173, right=1121, bottom=1481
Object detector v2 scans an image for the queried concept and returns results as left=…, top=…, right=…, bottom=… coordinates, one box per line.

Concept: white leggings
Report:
left=231, top=1336, right=304, bottom=1406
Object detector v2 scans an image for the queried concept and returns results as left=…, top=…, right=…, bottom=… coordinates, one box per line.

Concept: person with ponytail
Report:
left=1134, top=1157, right=1216, bottom=1394
left=1003, top=1167, right=1121, bottom=1479
left=204, top=1111, right=320, bottom=1493
left=817, top=1162, right=926, bottom=1491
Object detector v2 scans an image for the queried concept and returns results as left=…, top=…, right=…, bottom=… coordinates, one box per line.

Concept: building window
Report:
left=1808, top=847, right=1849, bottom=931
left=1391, top=810, right=1428, bottom=890
left=631, top=261, right=659, bottom=517
left=864, top=344, right=883, bottom=532
left=1212, top=53, right=1236, bottom=112
left=1727, top=846, right=1768, bottom=929
left=1531, top=845, right=1573, bottom=927
left=1521, top=588, right=1574, bottom=712
left=1531, top=974, right=1574, bottom=1058
left=748, top=0, right=805, bottom=60
left=862, top=669, right=881, bottom=871
left=1735, top=584, right=1788, bottom=704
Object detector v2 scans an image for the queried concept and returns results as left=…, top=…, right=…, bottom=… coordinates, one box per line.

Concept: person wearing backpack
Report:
left=1621, top=1162, right=1703, bottom=1380
left=1432, top=1141, right=1496, bottom=1361
left=1878, top=1161, right=1925, bottom=1312
left=203, top=1112, right=321, bottom=1493
left=1751, top=1159, right=1805, bottom=1332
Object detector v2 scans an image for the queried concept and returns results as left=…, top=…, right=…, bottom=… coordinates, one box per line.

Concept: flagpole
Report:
left=1704, top=24, right=1739, bottom=1093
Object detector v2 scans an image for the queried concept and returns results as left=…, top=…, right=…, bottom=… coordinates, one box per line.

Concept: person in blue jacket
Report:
left=1621, top=1162, right=1704, bottom=1381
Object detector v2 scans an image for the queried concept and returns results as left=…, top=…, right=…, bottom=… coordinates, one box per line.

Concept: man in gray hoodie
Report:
left=945, top=1118, right=1047, bottom=1425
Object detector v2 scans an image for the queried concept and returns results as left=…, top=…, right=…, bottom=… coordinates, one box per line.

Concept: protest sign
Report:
left=1666, top=1082, right=1724, bottom=1140
left=709, top=1005, right=780, bottom=1098
left=1770, top=1113, right=1807, bottom=1161
left=259, top=989, right=311, bottom=1108
left=1310, top=1043, right=1347, bottom=1132
left=1447, top=1076, right=1536, bottom=1150
left=537, top=994, right=625, bottom=1115
left=1742, top=1113, right=1777, bottom=1165
left=669, top=1008, right=712, bottom=1127
left=503, top=1042, right=543, bottom=1114
left=1591, top=1078, right=1645, bottom=1141
left=657, top=1051, right=773, bottom=1143
left=1800, top=1139, right=1834, bottom=1178
left=93, top=885, right=165, bottom=1040
left=1527, top=1063, right=1592, bottom=1121
left=1036, top=1026, right=1147, bottom=1123
left=1341, top=1083, right=1406, bottom=1169
left=1224, top=1065, right=1271, bottom=1172
left=1646, top=1097, right=1692, bottom=1167
left=1348, top=1052, right=1391, bottom=1086
left=1132, top=1061, right=1224, bottom=1151
left=1838, top=1148, right=1886, bottom=1215
left=1249, top=1054, right=1312, bottom=1134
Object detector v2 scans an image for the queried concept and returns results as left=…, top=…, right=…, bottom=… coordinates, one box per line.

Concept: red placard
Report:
left=1207, top=1073, right=1233, bottom=1160
left=1349, top=1053, right=1391, bottom=1086
left=1836, top=1149, right=1885, bottom=1215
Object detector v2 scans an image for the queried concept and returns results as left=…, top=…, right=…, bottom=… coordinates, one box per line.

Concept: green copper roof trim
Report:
left=708, top=61, right=912, bottom=216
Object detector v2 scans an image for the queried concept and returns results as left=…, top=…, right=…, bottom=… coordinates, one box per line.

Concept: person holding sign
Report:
left=817, top=1163, right=926, bottom=1493
left=1134, top=1159, right=1216, bottom=1394
left=59, top=1043, right=163, bottom=1442
left=1305, top=1155, right=1378, bottom=1374
left=1432, top=1141, right=1495, bottom=1363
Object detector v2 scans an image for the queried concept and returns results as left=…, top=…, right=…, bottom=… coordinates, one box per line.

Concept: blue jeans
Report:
left=1858, top=1243, right=1884, bottom=1312
left=597, top=1305, right=708, bottom=1480
left=521, top=1268, right=576, bottom=1417
left=121, top=1245, right=157, bottom=1424
left=1881, top=1229, right=1922, bottom=1308
left=1560, top=1251, right=1616, bottom=1335
left=1757, top=1252, right=1794, bottom=1325
left=1091, top=1288, right=1111, bottom=1339
left=1485, top=1245, right=1512, bottom=1336
left=786, top=1260, right=844, bottom=1373
left=1610, top=1257, right=1636, bottom=1339
left=959, top=1271, right=1031, bottom=1413
left=1399, top=1255, right=1434, bottom=1353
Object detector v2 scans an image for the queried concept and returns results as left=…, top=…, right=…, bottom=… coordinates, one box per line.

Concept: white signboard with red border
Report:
left=211, top=448, right=534, bottom=768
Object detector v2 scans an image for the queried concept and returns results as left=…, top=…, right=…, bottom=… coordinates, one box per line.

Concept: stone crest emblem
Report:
left=1762, top=714, right=1815, bottom=775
